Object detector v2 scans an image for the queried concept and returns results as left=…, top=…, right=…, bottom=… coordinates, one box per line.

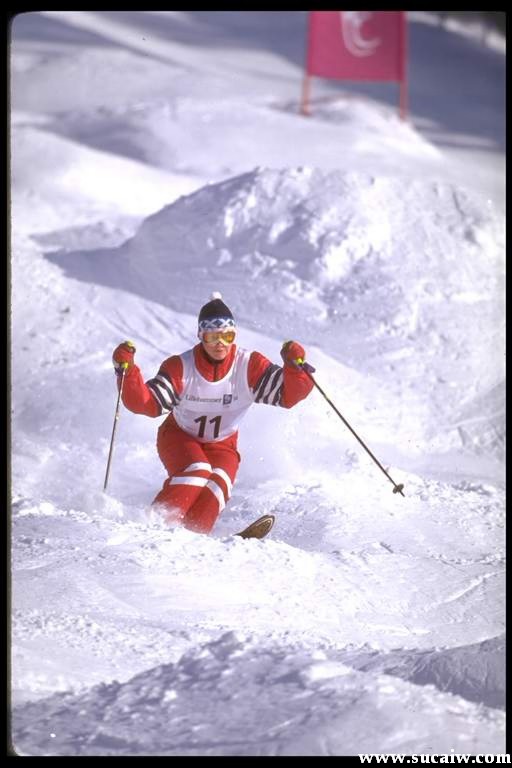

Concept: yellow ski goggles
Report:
left=201, top=330, right=236, bottom=345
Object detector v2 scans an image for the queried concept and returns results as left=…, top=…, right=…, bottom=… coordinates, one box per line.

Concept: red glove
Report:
left=280, top=340, right=306, bottom=368
left=280, top=341, right=315, bottom=373
left=112, top=341, right=136, bottom=374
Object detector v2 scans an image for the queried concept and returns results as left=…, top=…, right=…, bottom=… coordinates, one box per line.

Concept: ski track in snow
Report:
left=10, top=11, right=505, bottom=757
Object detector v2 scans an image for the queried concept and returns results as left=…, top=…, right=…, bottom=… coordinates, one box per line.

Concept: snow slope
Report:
left=10, top=11, right=505, bottom=757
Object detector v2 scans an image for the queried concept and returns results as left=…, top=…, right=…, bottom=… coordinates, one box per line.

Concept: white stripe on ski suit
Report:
left=169, top=476, right=208, bottom=489
left=204, top=478, right=226, bottom=512
left=167, top=467, right=229, bottom=512
left=211, top=467, right=233, bottom=497
left=184, top=462, right=212, bottom=473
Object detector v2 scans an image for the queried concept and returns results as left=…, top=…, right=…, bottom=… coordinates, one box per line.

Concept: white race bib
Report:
left=173, top=348, right=254, bottom=442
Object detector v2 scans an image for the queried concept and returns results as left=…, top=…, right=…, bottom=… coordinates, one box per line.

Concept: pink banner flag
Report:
left=302, top=11, right=407, bottom=117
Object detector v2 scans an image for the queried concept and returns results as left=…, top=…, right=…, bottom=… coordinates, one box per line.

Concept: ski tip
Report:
left=235, top=514, right=275, bottom=540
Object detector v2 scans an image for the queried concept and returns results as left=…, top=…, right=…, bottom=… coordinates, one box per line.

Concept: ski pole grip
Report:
left=297, top=359, right=316, bottom=374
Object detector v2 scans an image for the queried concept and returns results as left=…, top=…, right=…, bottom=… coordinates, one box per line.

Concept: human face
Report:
left=200, top=329, right=236, bottom=361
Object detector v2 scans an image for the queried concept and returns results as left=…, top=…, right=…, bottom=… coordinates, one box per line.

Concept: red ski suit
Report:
left=119, top=343, right=313, bottom=533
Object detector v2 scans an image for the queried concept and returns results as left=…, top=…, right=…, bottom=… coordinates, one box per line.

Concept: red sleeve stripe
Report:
left=271, top=383, right=283, bottom=406
left=146, top=381, right=169, bottom=412
left=146, top=373, right=179, bottom=411
left=156, top=371, right=180, bottom=404
left=253, top=364, right=284, bottom=405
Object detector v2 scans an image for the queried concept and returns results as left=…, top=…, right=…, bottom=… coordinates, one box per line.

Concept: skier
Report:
left=111, top=293, right=314, bottom=535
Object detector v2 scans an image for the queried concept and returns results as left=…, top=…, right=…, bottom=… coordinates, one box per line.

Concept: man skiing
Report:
left=112, top=293, right=314, bottom=535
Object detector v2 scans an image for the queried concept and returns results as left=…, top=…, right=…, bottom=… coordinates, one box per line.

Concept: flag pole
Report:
left=300, top=12, right=313, bottom=116
left=399, top=10, right=408, bottom=120
left=300, top=73, right=311, bottom=116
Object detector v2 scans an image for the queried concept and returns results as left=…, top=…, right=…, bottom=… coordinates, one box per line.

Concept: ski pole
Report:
left=298, top=360, right=405, bottom=497
left=103, top=363, right=128, bottom=492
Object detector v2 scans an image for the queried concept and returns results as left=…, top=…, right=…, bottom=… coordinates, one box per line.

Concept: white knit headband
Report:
left=198, top=317, right=236, bottom=333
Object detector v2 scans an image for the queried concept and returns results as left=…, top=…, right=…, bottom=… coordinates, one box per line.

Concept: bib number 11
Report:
left=194, top=415, right=222, bottom=439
